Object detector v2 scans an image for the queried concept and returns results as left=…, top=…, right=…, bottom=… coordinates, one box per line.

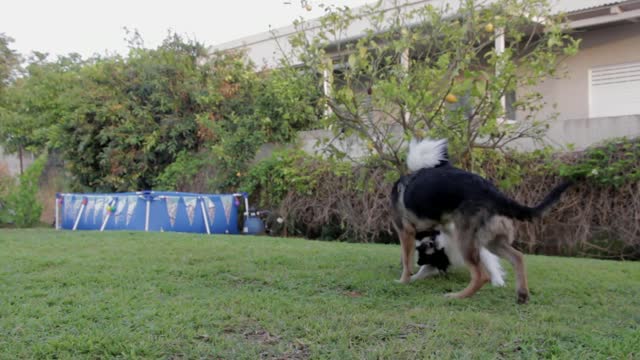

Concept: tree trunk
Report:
left=19, top=145, right=24, bottom=175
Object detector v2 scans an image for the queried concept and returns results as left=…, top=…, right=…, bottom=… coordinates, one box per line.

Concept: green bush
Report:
left=240, top=148, right=350, bottom=208
left=4, top=154, right=47, bottom=227
left=556, top=138, right=640, bottom=187
left=0, top=165, right=16, bottom=225
left=154, top=150, right=210, bottom=191
left=207, top=65, right=322, bottom=191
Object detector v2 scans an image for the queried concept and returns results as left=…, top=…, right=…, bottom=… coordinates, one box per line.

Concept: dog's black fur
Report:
left=391, top=164, right=571, bottom=229
left=415, top=230, right=450, bottom=273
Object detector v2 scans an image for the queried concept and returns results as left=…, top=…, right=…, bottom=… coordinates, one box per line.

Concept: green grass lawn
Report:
left=1, top=229, right=638, bottom=359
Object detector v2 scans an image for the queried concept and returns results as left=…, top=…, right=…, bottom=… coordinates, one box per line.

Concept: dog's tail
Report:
left=407, top=138, right=449, bottom=171
left=494, top=181, right=572, bottom=221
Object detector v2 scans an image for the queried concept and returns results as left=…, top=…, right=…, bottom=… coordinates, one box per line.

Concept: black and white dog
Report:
left=412, top=227, right=506, bottom=287
left=392, top=138, right=571, bottom=303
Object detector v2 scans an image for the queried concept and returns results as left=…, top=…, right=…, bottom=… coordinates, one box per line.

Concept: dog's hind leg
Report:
left=396, top=221, right=416, bottom=284
left=445, top=224, right=490, bottom=299
left=490, top=242, right=529, bottom=304
left=445, top=252, right=490, bottom=299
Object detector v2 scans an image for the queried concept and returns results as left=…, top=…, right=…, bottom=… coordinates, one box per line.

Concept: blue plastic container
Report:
left=244, top=216, right=266, bottom=235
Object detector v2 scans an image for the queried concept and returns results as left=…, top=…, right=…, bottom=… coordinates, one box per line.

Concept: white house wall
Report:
left=516, top=21, right=640, bottom=150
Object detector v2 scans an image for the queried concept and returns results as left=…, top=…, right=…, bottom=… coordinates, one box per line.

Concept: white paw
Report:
left=444, top=292, right=462, bottom=299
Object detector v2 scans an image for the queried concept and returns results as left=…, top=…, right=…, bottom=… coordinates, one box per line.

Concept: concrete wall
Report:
left=255, top=128, right=373, bottom=163
left=0, top=146, right=34, bottom=177
left=546, top=115, right=640, bottom=150
left=262, top=113, right=640, bottom=162
left=513, top=114, right=640, bottom=151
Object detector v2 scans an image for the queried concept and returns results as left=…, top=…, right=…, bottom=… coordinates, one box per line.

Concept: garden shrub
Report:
left=154, top=150, right=214, bottom=192
left=240, top=148, right=395, bottom=242
left=3, top=154, right=47, bottom=227
left=0, top=163, right=15, bottom=225
left=555, top=138, right=640, bottom=187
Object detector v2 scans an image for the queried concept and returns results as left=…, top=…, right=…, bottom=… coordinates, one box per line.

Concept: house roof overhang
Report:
left=564, top=0, right=640, bottom=29
left=209, top=0, right=640, bottom=66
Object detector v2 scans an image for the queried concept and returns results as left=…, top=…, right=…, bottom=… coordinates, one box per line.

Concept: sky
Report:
left=1, top=0, right=371, bottom=59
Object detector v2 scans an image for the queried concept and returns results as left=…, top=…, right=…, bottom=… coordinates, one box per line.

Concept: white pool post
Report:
left=100, top=199, right=115, bottom=232
left=54, top=194, right=60, bottom=230
left=200, top=196, right=211, bottom=235
left=145, top=196, right=151, bottom=232
left=72, top=197, right=87, bottom=231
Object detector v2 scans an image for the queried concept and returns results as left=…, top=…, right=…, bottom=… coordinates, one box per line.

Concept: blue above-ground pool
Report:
left=55, top=191, right=249, bottom=234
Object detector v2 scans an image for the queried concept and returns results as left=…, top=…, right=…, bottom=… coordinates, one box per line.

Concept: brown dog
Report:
left=391, top=138, right=571, bottom=303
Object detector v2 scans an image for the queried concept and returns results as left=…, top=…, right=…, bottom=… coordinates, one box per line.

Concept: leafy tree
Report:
left=286, top=0, right=580, bottom=173
left=205, top=53, right=322, bottom=190
left=0, top=53, right=83, bottom=157
left=56, top=34, right=213, bottom=191
left=0, top=33, right=21, bottom=90
left=1, top=31, right=321, bottom=192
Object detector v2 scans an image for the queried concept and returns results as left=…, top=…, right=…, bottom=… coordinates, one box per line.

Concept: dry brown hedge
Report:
left=500, top=170, right=640, bottom=260
left=267, top=147, right=640, bottom=260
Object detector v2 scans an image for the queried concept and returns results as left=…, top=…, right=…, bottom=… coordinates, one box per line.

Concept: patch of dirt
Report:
left=397, top=322, right=437, bottom=339
left=272, top=340, right=310, bottom=360
left=244, top=329, right=281, bottom=345
left=497, top=338, right=524, bottom=358
left=223, top=320, right=310, bottom=360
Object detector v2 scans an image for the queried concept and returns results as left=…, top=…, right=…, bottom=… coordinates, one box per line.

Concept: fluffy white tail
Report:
left=480, top=249, right=506, bottom=287
left=406, top=138, right=448, bottom=172
left=436, top=232, right=506, bottom=287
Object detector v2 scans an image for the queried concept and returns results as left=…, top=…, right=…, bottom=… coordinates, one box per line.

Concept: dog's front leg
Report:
left=444, top=221, right=489, bottom=299
left=397, top=225, right=416, bottom=284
